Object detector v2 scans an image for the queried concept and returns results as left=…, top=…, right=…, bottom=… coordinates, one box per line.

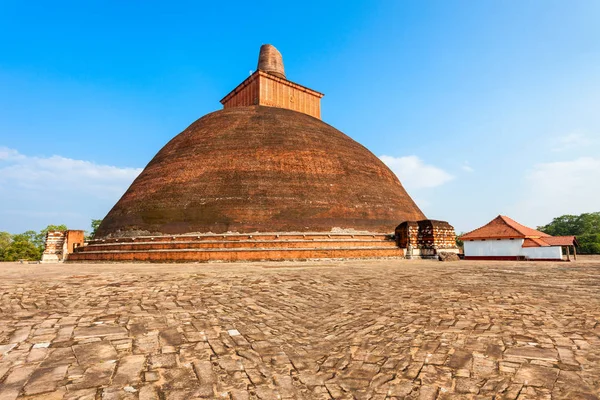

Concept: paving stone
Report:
left=40, top=347, right=77, bottom=367
left=23, top=388, right=67, bottom=400
left=144, top=370, right=160, bottom=382
left=72, top=340, right=118, bottom=367
left=9, top=326, right=31, bottom=344
left=513, top=363, right=560, bottom=388
left=67, top=360, right=117, bottom=390
left=0, top=365, right=37, bottom=400
left=139, top=385, right=159, bottom=400
left=230, top=389, right=250, bottom=400
left=148, top=353, right=176, bottom=369
left=0, top=259, right=599, bottom=398
left=55, top=325, right=75, bottom=342
left=112, top=354, right=146, bottom=385
left=0, top=343, right=17, bottom=355
left=505, top=347, right=558, bottom=362
left=160, top=366, right=199, bottom=390
left=74, top=324, right=128, bottom=340
left=388, top=379, right=415, bottom=397
left=64, top=388, right=97, bottom=400
left=159, top=327, right=184, bottom=347
left=23, top=365, right=69, bottom=395
left=193, top=360, right=217, bottom=396
left=101, top=386, right=137, bottom=400
left=26, top=347, right=48, bottom=363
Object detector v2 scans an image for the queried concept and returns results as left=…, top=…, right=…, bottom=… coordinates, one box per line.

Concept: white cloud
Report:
left=0, top=147, right=141, bottom=199
left=379, top=155, right=454, bottom=190
left=461, top=161, right=474, bottom=173
left=0, top=147, right=25, bottom=161
left=512, top=157, right=600, bottom=225
left=551, top=132, right=593, bottom=152
left=0, top=147, right=142, bottom=232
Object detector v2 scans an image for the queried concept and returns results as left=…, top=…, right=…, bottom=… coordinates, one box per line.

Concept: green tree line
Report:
left=0, top=219, right=102, bottom=261
left=537, top=212, right=600, bottom=254
left=0, top=224, right=67, bottom=261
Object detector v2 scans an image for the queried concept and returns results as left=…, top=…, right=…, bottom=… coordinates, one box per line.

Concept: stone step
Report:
left=88, top=232, right=393, bottom=245
left=76, top=239, right=398, bottom=252
left=67, top=246, right=404, bottom=262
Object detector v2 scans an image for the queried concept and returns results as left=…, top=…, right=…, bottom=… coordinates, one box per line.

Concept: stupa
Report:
left=70, top=45, right=455, bottom=262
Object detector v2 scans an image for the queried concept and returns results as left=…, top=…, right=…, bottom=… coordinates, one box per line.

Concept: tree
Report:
left=577, top=233, right=600, bottom=254
left=3, top=239, right=41, bottom=261
left=455, top=232, right=464, bottom=249
left=0, top=225, right=69, bottom=262
left=13, top=231, right=39, bottom=246
left=538, top=212, right=600, bottom=254
left=90, top=219, right=102, bottom=238
left=0, top=231, right=12, bottom=260
left=3, top=230, right=44, bottom=261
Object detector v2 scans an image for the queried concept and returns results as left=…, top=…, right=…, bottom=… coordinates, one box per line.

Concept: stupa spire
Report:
left=220, top=44, right=323, bottom=119
left=257, top=44, right=286, bottom=79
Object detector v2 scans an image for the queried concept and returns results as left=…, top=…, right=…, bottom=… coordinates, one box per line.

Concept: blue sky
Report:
left=1, top=0, right=599, bottom=234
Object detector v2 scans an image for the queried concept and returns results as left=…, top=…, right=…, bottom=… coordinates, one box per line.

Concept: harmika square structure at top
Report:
left=220, top=45, right=324, bottom=119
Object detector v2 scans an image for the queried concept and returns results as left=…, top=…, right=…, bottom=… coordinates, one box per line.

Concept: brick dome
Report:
left=96, top=106, right=425, bottom=237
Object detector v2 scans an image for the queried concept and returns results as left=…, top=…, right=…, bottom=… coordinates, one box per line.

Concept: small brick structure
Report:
left=41, top=230, right=85, bottom=263
left=395, top=220, right=459, bottom=259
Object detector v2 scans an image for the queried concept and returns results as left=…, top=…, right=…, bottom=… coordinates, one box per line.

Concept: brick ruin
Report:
left=395, top=220, right=459, bottom=259
left=41, top=230, right=85, bottom=263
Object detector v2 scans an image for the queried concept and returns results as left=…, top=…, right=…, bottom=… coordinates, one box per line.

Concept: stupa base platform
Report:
left=68, top=233, right=404, bottom=263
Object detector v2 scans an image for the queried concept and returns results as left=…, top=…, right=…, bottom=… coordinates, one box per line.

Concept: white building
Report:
left=461, top=215, right=577, bottom=261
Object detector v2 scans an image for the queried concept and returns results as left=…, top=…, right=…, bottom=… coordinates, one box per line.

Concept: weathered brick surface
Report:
left=396, top=220, right=458, bottom=256
left=69, top=247, right=403, bottom=262
left=89, top=233, right=393, bottom=244
left=95, top=106, right=425, bottom=238
left=1, top=258, right=599, bottom=398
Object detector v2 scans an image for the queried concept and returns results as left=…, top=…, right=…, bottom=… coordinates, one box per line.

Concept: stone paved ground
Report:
left=0, top=258, right=599, bottom=400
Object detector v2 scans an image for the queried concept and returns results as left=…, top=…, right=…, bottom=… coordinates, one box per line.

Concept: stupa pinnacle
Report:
left=257, top=44, right=286, bottom=79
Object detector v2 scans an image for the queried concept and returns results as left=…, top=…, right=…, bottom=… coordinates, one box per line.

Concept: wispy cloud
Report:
left=0, top=147, right=142, bottom=199
left=0, top=147, right=25, bottom=160
left=551, top=132, right=593, bottom=152
left=461, top=161, right=474, bottom=173
left=512, top=156, right=600, bottom=225
left=380, top=155, right=454, bottom=190
left=0, top=147, right=142, bottom=231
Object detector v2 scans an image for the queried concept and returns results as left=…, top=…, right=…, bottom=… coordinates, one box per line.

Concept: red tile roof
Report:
left=461, top=215, right=551, bottom=240
left=541, top=236, right=577, bottom=246
left=522, top=238, right=550, bottom=247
